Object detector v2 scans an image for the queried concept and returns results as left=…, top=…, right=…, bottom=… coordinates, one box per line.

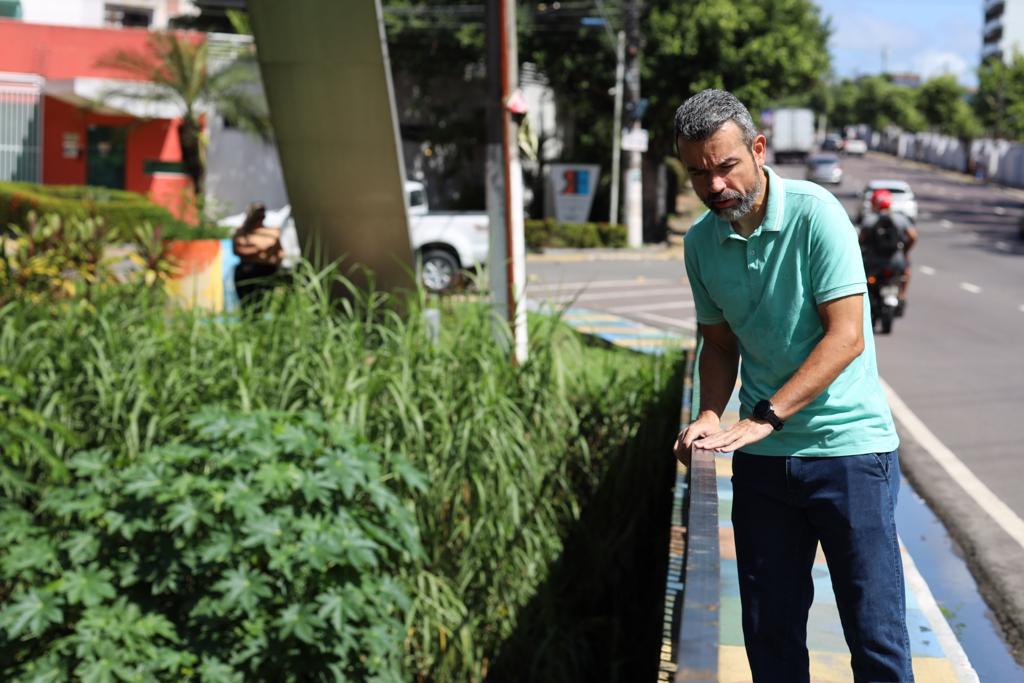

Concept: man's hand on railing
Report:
left=691, top=418, right=774, bottom=455
left=673, top=411, right=722, bottom=467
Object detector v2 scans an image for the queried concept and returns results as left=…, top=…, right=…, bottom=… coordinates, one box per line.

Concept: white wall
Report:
left=21, top=0, right=104, bottom=27
left=19, top=0, right=196, bottom=28
left=205, top=112, right=288, bottom=217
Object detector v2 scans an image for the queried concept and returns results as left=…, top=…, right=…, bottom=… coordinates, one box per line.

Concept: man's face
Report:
left=677, top=121, right=766, bottom=221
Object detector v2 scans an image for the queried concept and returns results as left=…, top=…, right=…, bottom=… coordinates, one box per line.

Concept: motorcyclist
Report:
left=859, top=189, right=918, bottom=316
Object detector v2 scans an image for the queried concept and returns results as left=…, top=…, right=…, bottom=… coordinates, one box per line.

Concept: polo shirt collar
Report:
left=715, top=164, right=785, bottom=243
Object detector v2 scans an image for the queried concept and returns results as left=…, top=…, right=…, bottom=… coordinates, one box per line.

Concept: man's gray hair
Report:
left=674, top=89, right=758, bottom=147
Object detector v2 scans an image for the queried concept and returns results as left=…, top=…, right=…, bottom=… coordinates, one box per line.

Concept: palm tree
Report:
left=96, top=32, right=272, bottom=203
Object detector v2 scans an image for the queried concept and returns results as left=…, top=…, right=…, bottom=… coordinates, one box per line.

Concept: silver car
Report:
left=805, top=153, right=843, bottom=185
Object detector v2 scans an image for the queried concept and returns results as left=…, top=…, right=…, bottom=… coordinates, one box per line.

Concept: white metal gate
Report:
left=0, top=72, right=43, bottom=183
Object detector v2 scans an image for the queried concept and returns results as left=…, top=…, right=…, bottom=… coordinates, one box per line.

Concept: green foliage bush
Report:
left=0, top=266, right=682, bottom=680
left=525, top=219, right=627, bottom=250
left=0, top=410, right=423, bottom=681
left=0, top=182, right=227, bottom=241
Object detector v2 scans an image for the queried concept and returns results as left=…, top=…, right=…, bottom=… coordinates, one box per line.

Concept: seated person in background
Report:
left=232, top=202, right=284, bottom=308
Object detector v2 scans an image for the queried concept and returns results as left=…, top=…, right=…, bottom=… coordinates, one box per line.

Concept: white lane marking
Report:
left=527, top=277, right=676, bottom=292
left=636, top=311, right=696, bottom=329
left=995, top=241, right=1010, bottom=252
left=1019, top=304, right=1024, bottom=313
left=609, top=300, right=695, bottom=314
left=940, top=220, right=953, bottom=229
left=901, top=551, right=981, bottom=683
left=882, top=379, right=1024, bottom=552
left=994, top=206, right=1007, bottom=215
left=538, top=286, right=690, bottom=303
left=919, top=265, right=936, bottom=276
left=960, top=282, right=982, bottom=294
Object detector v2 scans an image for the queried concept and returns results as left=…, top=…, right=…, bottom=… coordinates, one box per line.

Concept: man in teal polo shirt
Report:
left=672, top=89, right=912, bottom=682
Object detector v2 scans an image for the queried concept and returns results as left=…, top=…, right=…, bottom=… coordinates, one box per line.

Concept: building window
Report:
left=105, top=4, right=153, bottom=28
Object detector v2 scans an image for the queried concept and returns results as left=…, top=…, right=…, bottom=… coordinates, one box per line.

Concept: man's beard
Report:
left=704, top=168, right=763, bottom=221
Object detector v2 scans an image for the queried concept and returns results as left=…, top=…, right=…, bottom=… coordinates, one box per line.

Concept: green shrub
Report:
left=0, top=409, right=424, bottom=681
left=0, top=182, right=227, bottom=242
left=0, top=266, right=682, bottom=680
left=0, top=213, right=176, bottom=306
left=524, top=219, right=627, bottom=249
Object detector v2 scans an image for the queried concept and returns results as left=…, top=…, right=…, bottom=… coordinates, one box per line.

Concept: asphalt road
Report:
left=799, top=154, right=1024, bottom=516
left=524, top=151, right=1024, bottom=664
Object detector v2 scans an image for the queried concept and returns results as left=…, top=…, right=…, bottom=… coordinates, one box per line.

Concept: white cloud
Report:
left=912, top=50, right=971, bottom=82
left=828, top=12, right=921, bottom=54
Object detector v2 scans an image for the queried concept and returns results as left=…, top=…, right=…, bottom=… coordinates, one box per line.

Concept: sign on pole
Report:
left=546, top=163, right=601, bottom=223
left=621, top=127, right=649, bottom=153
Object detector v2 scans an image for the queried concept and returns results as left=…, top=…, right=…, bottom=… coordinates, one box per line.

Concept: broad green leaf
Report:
left=0, top=589, right=64, bottom=639
left=60, top=566, right=117, bottom=607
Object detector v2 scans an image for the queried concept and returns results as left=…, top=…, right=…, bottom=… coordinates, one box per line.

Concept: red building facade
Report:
left=0, top=20, right=198, bottom=218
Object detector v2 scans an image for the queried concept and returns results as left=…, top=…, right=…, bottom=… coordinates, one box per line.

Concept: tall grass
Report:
left=1, top=263, right=683, bottom=679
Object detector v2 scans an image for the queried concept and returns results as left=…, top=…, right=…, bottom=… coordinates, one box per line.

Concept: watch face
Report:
left=753, top=400, right=770, bottom=419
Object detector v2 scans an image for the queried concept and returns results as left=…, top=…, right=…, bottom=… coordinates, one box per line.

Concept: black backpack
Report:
left=870, top=214, right=903, bottom=256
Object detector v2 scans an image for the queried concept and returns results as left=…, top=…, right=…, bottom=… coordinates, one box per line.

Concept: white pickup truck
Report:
left=219, top=181, right=489, bottom=292
left=404, top=180, right=489, bottom=292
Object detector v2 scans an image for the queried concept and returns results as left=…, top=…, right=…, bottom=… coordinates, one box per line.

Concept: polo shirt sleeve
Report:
left=684, top=230, right=725, bottom=324
left=808, top=199, right=867, bottom=305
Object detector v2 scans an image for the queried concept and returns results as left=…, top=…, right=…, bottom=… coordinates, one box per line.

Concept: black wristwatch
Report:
left=752, top=399, right=784, bottom=431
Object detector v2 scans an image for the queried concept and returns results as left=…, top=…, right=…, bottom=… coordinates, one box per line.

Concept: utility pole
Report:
left=609, top=30, right=625, bottom=226
left=623, top=0, right=643, bottom=247
left=485, top=0, right=528, bottom=363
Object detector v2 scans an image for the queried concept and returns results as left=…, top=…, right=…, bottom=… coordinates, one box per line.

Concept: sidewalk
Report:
left=548, top=307, right=978, bottom=682
left=712, top=392, right=977, bottom=683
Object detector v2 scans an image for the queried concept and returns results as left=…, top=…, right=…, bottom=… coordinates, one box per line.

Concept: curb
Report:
left=527, top=246, right=683, bottom=263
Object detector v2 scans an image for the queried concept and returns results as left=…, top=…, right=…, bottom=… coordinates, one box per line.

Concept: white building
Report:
left=983, top=0, right=1024, bottom=62
left=16, top=0, right=197, bottom=30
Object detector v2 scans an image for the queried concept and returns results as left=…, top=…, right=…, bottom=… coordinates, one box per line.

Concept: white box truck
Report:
left=771, top=108, right=815, bottom=164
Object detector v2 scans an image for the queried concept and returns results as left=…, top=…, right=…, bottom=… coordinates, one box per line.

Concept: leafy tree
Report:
left=975, top=52, right=1024, bottom=140
left=643, top=0, right=832, bottom=153
left=96, top=33, right=272, bottom=204
left=381, top=0, right=832, bottom=214
left=846, top=75, right=925, bottom=132
left=916, top=75, right=982, bottom=139
left=824, top=78, right=861, bottom=130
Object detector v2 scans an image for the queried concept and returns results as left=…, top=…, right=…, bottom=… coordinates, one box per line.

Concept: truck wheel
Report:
left=421, top=249, right=461, bottom=293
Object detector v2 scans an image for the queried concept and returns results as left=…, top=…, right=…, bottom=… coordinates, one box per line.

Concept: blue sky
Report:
left=813, top=0, right=982, bottom=87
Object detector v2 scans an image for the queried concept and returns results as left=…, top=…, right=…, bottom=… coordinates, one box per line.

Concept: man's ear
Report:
left=751, top=133, right=768, bottom=164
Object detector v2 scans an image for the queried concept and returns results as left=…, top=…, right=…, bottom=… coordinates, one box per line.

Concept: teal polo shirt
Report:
left=683, top=165, right=899, bottom=456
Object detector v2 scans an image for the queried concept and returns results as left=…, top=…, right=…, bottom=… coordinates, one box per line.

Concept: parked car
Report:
left=857, top=179, right=918, bottom=222
left=843, top=138, right=868, bottom=156
left=218, top=181, right=489, bottom=293
left=805, top=153, right=843, bottom=185
left=821, top=134, right=844, bottom=153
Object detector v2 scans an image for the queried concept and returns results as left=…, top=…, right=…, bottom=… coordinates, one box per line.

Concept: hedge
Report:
left=0, top=182, right=226, bottom=241
left=525, top=219, right=628, bottom=250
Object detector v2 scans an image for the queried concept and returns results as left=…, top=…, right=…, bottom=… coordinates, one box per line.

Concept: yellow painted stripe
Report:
left=613, top=337, right=687, bottom=348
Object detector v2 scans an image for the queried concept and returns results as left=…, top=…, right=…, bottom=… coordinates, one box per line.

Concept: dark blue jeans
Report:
left=731, top=450, right=914, bottom=683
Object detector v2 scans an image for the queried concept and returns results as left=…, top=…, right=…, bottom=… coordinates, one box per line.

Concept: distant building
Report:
left=983, top=0, right=1024, bottom=63
left=0, top=17, right=285, bottom=217
left=889, top=72, right=921, bottom=88
left=9, top=0, right=198, bottom=30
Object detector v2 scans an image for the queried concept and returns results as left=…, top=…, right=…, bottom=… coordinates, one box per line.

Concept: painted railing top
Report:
left=672, top=446, right=720, bottom=683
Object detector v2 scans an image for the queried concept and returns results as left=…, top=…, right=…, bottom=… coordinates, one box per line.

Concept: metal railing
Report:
left=0, top=72, right=43, bottom=183
left=659, top=333, right=721, bottom=682
left=672, top=446, right=720, bottom=682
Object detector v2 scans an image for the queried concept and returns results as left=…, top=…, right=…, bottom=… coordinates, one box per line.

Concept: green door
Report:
left=86, top=126, right=126, bottom=189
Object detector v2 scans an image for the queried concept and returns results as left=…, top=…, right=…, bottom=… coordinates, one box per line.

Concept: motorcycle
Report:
left=865, top=262, right=903, bottom=334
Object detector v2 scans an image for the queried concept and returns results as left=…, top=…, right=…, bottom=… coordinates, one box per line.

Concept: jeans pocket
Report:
left=872, top=451, right=891, bottom=479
